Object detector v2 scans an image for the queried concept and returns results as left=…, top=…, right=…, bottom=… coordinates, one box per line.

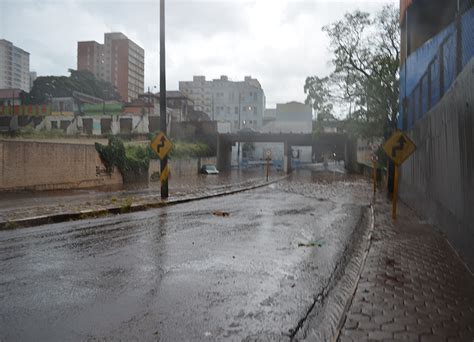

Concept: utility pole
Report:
left=237, top=92, right=241, bottom=168
left=148, top=86, right=151, bottom=115
left=160, top=0, right=168, bottom=198
left=211, top=93, right=214, bottom=121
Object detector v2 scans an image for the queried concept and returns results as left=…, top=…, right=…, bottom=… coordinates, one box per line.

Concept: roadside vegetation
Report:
left=305, top=5, right=399, bottom=139
left=95, top=136, right=212, bottom=181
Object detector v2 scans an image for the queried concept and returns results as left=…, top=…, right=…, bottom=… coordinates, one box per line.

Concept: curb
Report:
left=294, top=202, right=375, bottom=341
left=331, top=203, right=375, bottom=342
left=0, top=176, right=287, bottom=230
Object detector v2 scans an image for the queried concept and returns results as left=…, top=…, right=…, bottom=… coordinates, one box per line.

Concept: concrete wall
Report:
left=149, top=157, right=217, bottom=180
left=0, top=140, right=122, bottom=191
left=399, top=58, right=474, bottom=270
left=254, top=143, right=312, bottom=163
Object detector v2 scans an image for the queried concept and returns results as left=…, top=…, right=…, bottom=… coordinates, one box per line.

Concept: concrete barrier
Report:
left=0, top=139, right=122, bottom=191
left=149, top=156, right=217, bottom=180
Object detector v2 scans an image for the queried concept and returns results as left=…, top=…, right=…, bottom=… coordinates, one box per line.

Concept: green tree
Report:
left=304, top=76, right=334, bottom=121
left=27, top=70, right=121, bottom=104
left=304, top=5, right=399, bottom=138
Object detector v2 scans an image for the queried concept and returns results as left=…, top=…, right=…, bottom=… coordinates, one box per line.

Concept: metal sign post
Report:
left=382, top=131, right=416, bottom=220
left=159, top=0, right=168, bottom=199
left=370, top=143, right=379, bottom=196
left=265, top=150, right=272, bottom=182
left=372, top=155, right=378, bottom=196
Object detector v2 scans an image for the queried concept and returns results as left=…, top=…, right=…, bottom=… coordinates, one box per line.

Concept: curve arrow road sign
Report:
left=383, top=131, right=416, bottom=165
left=151, top=132, right=173, bottom=160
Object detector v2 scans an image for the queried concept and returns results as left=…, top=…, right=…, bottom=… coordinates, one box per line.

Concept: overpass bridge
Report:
left=217, top=132, right=313, bottom=173
left=217, top=132, right=348, bottom=173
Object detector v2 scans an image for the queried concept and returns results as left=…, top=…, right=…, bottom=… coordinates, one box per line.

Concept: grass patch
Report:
left=120, top=197, right=133, bottom=213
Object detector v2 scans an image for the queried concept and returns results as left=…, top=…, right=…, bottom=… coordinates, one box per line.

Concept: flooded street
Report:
left=0, top=170, right=371, bottom=340
left=0, top=167, right=280, bottom=222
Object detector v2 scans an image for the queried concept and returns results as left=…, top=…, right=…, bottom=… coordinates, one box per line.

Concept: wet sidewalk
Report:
left=338, top=194, right=474, bottom=341
left=0, top=168, right=282, bottom=227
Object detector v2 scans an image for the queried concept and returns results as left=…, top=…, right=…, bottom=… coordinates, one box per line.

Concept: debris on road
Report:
left=213, top=211, right=230, bottom=217
left=297, top=239, right=325, bottom=248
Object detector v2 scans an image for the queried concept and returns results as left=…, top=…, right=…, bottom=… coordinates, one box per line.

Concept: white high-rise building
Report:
left=0, top=39, right=30, bottom=92
left=179, top=75, right=265, bottom=132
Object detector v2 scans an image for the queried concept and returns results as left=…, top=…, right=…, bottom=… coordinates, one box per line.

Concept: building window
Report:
left=235, top=107, right=238, bottom=115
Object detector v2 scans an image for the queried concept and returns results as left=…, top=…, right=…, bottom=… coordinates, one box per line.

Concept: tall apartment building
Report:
left=0, top=39, right=30, bottom=91
left=179, top=75, right=265, bottom=132
left=77, top=32, right=144, bottom=102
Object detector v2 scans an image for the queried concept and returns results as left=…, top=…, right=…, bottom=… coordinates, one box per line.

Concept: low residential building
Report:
left=0, top=88, right=22, bottom=107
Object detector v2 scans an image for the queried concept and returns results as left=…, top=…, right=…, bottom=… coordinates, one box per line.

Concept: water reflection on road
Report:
left=0, top=165, right=370, bottom=341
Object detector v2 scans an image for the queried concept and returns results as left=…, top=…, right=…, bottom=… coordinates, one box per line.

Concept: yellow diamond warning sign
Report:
left=383, top=131, right=416, bottom=165
left=150, top=132, right=172, bottom=160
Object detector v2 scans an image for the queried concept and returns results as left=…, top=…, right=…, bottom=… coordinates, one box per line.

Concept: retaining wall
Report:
left=0, top=140, right=122, bottom=191
left=149, top=157, right=217, bottom=180
left=399, top=58, right=474, bottom=270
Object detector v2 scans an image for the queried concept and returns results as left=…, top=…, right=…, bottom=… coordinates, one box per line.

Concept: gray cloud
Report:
left=0, top=0, right=396, bottom=108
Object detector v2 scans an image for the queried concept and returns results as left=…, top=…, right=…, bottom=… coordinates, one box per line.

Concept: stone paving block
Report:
left=405, top=323, right=432, bottom=335
left=343, top=318, right=358, bottom=330
left=343, top=328, right=369, bottom=339
left=372, top=314, right=393, bottom=324
left=357, top=320, right=381, bottom=331
left=393, top=315, right=416, bottom=325
left=419, top=333, right=452, bottom=342
left=346, top=313, right=370, bottom=322
left=338, top=198, right=474, bottom=342
left=381, top=322, right=405, bottom=332
left=338, top=335, right=353, bottom=342
left=367, top=330, right=393, bottom=340
left=393, top=331, right=422, bottom=341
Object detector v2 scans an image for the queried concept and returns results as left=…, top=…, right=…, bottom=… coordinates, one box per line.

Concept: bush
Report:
left=169, top=141, right=212, bottom=159
left=146, top=140, right=212, bottom=160
left=95, top=137, right=149, bottom=182
left=96, top=137, right=213, bottom=182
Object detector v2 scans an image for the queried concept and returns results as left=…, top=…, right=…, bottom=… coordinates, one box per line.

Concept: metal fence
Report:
left=400, top=3, right=474, bottom=130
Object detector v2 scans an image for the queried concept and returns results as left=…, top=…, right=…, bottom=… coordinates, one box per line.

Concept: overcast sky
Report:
left=1, top=0, right=396, bottom=109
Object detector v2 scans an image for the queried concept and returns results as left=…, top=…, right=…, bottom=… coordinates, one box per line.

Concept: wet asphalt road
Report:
left=0, top=171, right=370, bottom=341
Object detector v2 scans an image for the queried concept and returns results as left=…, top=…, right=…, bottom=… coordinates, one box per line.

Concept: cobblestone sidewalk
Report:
left=338, top=195, right=474, bottom=341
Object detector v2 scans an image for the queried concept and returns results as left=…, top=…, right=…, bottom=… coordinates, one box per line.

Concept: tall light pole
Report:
left=237, top=92, right=241, bottom=168
left=160, top=0, right=168, bottom=198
